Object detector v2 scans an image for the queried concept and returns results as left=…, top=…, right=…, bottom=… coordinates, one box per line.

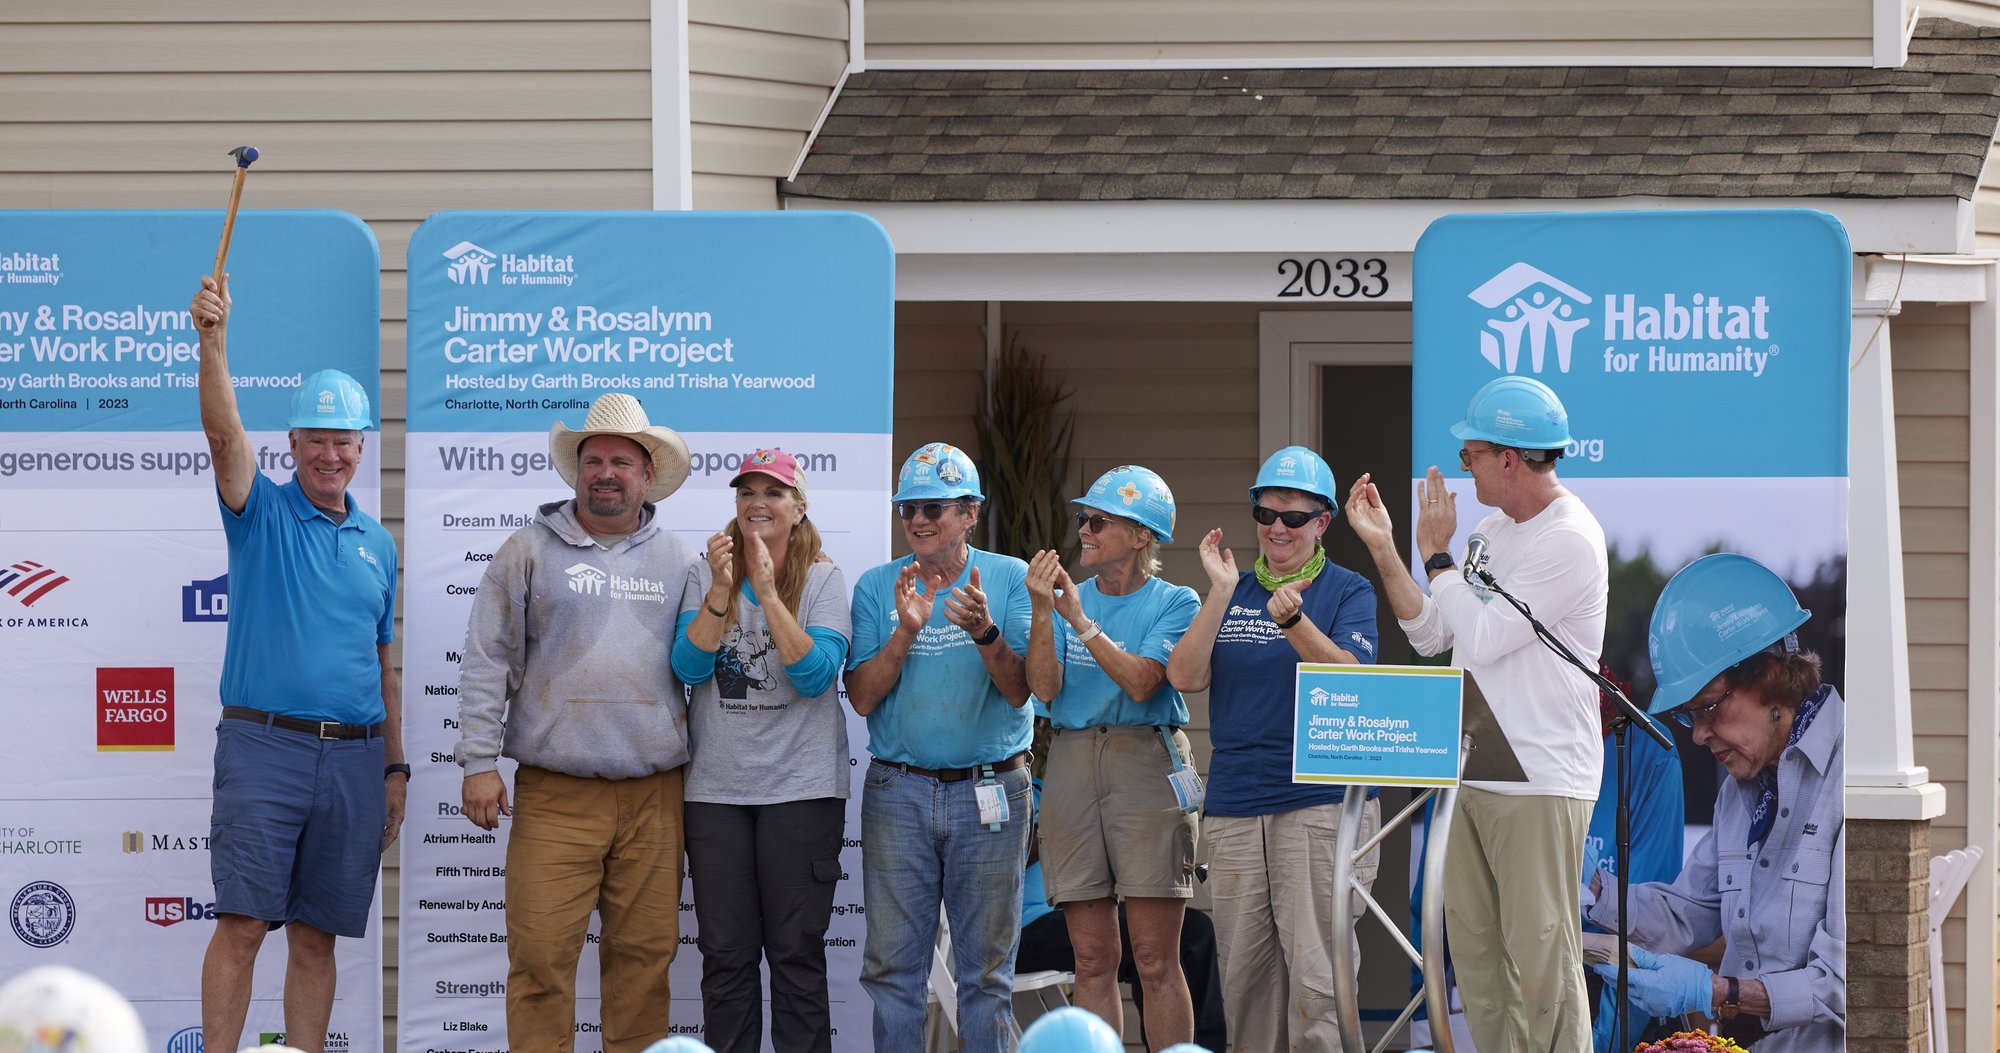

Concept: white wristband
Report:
left=1074, top=620, right=1103, bottom=645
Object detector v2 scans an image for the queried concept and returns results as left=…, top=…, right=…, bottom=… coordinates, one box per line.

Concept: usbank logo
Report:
left=442, top=241, right=498, bottom=285
left=565, top=563, right=607, bottom=597
left=1468, top=263, right=1592, bottom=375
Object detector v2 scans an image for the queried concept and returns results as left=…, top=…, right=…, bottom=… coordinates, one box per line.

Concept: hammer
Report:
left=204, top=145, right=259, bottom=328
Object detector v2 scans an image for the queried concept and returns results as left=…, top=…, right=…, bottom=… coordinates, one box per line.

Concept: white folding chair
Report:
left=927, top=905, right=1078, bottom=1048
left=1928, top=846, right=1983, bottom=1053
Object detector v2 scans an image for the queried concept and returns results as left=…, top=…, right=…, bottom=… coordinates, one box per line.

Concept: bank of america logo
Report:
left=443, top=241, right=498, bottom=285
left=1469, top=262, right=1593, bottom=375
left=565, top=563, right=607, bottom=596
left=0, top=559, right=68, bottom=607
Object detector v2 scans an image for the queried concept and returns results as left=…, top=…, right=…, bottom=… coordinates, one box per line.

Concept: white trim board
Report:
left=1964, top=256, right=2000, bottom=1053
left=784, top=197, right=1975, bottom=257
left=860, top=55, right=1876, bottom=71
left=649, top=0, right=692, bottom=210
left=1256, top=311, right=1412, bottom=457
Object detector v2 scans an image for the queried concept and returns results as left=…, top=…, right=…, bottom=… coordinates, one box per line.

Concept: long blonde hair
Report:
left=720, top=487, right=823, bottom=630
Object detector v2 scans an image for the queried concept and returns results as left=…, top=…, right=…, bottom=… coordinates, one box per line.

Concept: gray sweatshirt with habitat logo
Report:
left=456, top=499, right=697, bottom=780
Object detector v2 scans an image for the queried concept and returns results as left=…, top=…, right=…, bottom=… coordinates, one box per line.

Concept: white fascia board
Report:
left=1874, top=0, right=1914, bottom=68
left=783, top=197, right=1974, bottom=256
left=861, top=55, right=1873, bottom=71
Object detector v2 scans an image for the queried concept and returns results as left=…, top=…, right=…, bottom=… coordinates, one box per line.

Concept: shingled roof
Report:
left=785, top=18, right=2000, bottom=203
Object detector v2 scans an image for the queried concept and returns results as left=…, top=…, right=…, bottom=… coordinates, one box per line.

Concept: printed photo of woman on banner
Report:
left=1406, top=209, right=1849, bottom=1052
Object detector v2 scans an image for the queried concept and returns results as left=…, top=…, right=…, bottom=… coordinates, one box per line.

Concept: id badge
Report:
left=1167, top=766, right=1205, bottom=814
left=975, top=779, right=1011, bottom=827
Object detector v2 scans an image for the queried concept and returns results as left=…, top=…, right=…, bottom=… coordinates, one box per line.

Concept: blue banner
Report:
left=0, top=210, right=379, bottom=432
left=1293, top=665, right=1463, bottom=787
left=1413, top=209, right=1849, bottom=478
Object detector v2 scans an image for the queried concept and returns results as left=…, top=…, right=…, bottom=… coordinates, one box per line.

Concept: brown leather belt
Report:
left=872, top=750, right=1029, bottom=784
left=222, top=706, right=386, bottom=741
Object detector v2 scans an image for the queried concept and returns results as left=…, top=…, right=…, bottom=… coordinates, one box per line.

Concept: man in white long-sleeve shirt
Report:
left=1347, top=376, right=1606, bottom=1053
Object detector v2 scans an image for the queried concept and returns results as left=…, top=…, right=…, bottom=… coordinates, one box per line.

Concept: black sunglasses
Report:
left=897, top=500, right=962, bottom=521
left=1251, top=505, right=1326, bottom=528
left=1074, top=512, right=1120, bottom=533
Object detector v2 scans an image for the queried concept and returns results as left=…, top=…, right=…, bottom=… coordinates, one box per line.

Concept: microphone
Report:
left=1463, top=533, right=1490, bottom=586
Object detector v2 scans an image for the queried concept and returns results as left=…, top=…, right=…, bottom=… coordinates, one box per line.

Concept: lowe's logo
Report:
left=181, top=574, right=227, bottom=622
left=1468, top=263, right=1592, bottom=375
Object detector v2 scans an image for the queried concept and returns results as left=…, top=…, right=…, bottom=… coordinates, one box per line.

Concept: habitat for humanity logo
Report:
left=442, top=240, right=576, bottom=287
left=1, top=559, right=68, bottom=607
left=563, top=562, right=666, bottom=603
left=1468, top=263, right=1592, bottom=374
left=0, top=250, right=62, bottom=286
left=442, top=242, right=498, bottom=285
left=1470, top=261, right=1780, bottom=378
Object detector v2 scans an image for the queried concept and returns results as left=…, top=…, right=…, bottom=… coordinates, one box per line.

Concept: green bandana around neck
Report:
left=1255, top=545, right=1326, bottom=592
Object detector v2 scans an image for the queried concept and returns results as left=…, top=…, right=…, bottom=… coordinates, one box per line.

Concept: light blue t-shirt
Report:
left=218, top=472, right=397, bottom=725
left=848, top=548, right=1032, bottom=769
left=1047, top=575, right=1201, bottom=730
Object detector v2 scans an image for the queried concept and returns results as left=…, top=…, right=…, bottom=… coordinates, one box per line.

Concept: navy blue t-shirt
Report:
left=1205, top=564, right=1379, bottom=817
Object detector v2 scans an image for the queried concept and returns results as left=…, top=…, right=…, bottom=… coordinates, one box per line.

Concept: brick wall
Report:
left=1847, top=818, right=1932, bottom=1052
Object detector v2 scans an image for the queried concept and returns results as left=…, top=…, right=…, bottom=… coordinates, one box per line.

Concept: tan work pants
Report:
left=505, top=765, right=685, bottom=1053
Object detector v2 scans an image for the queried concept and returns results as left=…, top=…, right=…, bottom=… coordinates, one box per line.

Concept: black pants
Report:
left=1015, top=901, right=1227, bottom=1051
left=684, top=798, right=846, bottom=1053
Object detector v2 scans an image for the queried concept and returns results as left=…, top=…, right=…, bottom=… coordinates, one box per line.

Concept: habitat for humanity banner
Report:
left=1408, top=209, right=1849, bottom=1039
left=0, top=210, right=383, bottom=1049
left=400, top=211, right=894, bottom=1052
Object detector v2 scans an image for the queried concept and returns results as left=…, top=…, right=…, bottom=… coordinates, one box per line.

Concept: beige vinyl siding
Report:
left=1896, top=303, right=1975, bottom=1053
left=691, top=0, right=849, bottom=210
left=866, top=0, right=1876, bottom=65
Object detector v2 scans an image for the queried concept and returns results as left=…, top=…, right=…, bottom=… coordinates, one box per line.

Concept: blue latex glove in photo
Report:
left=1590, top=945, right=1712, bottom=1019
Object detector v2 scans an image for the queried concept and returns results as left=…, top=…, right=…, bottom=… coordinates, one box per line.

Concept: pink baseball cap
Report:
left=728, top=448, right=806, bottom=491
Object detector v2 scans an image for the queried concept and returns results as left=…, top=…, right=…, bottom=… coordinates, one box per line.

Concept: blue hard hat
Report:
left=1646, top=553, right=1810, bottom=715
left=288, top=368, right=373, bottom=430
left=1020, top=1007, right=1124, bottom=1053
left=1250, top=445, right=1337, bottom=510
left=893, top=442, right=983, bottom=502
left=1075, top=465, right=1177, bottom=544
left=1160, top=1046, right=1217, bottom=1053
left=640, top=1039, right=716, bottom=1053
left=1449, top=375, right=1571, bottom=451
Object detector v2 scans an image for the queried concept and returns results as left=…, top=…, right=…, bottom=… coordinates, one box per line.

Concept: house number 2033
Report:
left=1276, top=258, right=1389, bottom=299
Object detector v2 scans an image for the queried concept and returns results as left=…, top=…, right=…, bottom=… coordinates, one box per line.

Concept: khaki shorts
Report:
left=1038, top=724, right=1198, bottom=904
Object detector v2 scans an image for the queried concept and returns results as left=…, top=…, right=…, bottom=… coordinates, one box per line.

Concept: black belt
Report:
left=872, top=751, right=1029, bottom=783
left=222, top=706, right=385, bottom=741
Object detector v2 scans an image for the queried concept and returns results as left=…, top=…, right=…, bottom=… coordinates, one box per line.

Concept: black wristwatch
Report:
left=1719, top=976, right=1740, bottom=1020
left=973, top=622, right=1002, bottom=647
left=385, top=763, right=412, bottom=780
left=1423, top=552, right=1456, bottom=573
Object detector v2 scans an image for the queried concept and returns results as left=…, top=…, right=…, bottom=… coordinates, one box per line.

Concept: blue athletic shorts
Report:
left=209, top=717, right=386, bottom=938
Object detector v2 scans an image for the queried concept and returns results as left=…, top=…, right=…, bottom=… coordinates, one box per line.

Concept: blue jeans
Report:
left=860, top=762, right=1030, bottom=1053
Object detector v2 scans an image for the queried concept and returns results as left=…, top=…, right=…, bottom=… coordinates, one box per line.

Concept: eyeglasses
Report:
left=1670, top=690, right=1733, bottom=729
left=1458, top=445, right=1504, bottom=470
left=1251, top=506, right=1326, bottom=528
left=896, top=500, right=962, bottom=521
left=1074, top=512, right=1119, bottom=534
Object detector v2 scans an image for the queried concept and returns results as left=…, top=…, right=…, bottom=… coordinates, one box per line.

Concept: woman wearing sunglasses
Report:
left=671, top=448, right=852, bottom=1053
left=1165, top=445, right=1380, bottom=1053
left=1584, top=553, right=1843, bottom=1053
left=844, top=441, right=1035, bottom=1051
left=1022, top=465, right=1203, bottom=1044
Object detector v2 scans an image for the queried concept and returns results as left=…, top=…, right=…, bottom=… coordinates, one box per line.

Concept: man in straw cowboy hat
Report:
left=455, top=392, right=699, bottom=1052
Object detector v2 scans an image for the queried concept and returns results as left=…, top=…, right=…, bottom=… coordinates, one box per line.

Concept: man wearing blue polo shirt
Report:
left=191, top=275, right=404, bottom=1053
left=846, top=443, right=1034, bottom=1053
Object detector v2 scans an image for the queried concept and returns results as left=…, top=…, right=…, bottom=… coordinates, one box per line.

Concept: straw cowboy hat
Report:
left=549, top=393, right=691, bottom=503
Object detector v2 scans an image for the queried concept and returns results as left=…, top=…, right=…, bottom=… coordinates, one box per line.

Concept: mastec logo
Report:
left=181, top=573, right=228, bottom=622
left=97, top=667, right=174, bottom=752
left=144, top=896, right=216, bottom=927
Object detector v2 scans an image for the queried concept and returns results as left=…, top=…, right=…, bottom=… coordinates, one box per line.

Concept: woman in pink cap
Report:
left=672, top=448, right=853, bottom=1053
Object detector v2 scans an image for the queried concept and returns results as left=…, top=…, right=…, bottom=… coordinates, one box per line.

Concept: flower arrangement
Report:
left=1635, top=1032, right=1750, bottom=1053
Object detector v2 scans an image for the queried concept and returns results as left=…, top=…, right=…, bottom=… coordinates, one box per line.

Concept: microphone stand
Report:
left=1467, top=563, right=1670, bottom=1053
